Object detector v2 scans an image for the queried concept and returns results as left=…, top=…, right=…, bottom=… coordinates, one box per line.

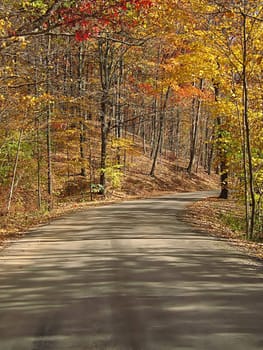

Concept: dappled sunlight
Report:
left=0, top=192, right=262, bottom=349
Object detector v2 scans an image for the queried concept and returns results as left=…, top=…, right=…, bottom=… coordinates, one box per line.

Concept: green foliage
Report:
left=0, top=137, right=34, bottom=184
left=219, top=212, right=245, bottom=234
left=91, top=183, right=104, bottom=194
left=62, top=0, right=77, bottom=8
left=21, top=0, right=49, bottom=13
left=0, top=165, right=10, bottom=183
left=1, top=139, right=33, bottom=159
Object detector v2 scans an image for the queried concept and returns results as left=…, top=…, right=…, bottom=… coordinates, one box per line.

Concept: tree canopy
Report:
left=0, top=0, right=262, bottom=239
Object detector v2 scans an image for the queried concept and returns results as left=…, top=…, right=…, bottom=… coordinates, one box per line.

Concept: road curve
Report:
left=0, top=191, right=262, bottom=350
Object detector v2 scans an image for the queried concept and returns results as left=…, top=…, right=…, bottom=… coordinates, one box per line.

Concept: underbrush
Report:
left=185, top=197, right=263, bottom=260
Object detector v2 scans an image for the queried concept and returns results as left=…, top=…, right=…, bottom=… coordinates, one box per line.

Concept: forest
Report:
left=0, top=0, right=262, bottom=241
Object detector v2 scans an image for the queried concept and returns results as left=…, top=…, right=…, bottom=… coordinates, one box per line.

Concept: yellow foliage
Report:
left=0, top=18, right=11, bottom=35
left=111, top=138, right=135, bottom=151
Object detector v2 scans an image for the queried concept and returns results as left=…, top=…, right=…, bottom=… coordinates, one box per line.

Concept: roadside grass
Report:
left=185, top=197, right=263, bottom=260
left=219, top=213, right=245, bottom=233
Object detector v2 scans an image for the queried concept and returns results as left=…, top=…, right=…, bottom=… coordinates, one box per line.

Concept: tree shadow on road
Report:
left=0, top=195, right=262, bottom=350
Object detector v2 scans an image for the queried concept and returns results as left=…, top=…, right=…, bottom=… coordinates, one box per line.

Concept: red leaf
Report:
left=75, top=31, right=90, bottom=42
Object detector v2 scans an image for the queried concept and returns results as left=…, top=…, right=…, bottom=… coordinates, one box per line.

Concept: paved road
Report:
left=0, top=191, right=263, bottom=350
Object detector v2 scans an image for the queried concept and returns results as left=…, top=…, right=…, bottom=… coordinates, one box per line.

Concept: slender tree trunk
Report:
left=150, top=86, right=171, bottom=177
left=204, top=115, right=210, bottom=171
left=116, top=58, right=123, bottom=139
left=150, top=97, right=158, bottom=159
left=140, top=116, right=146, bottom=154
left=37, top=117, right=42, bottom=210
left=98, top=38, right=111, bottom=194
left=232, top=75, right=250, bottom=237
left=79, top=120, right=86, bottom=177
left=7, top=128, right=23, bottom=213
left=100, top=91, right=109, bottom=192
left=235, top=95, right=250, bottom=237
left=88, top=129, right=94, bottom=202
left=47, top=103, right=53, bottom=208
left=46, top=35, right=53, bottom=210
left=151, top=44, right=161, bottom=159
left=187, top=79, right=203, bottom=174
left=174, top=108, right=181, bottom=169
left=78, top=43, right=87, bottom=177
left=214, top=83, right=228, bottom=199
left=207, top=132, right=214, bottom=176
left=116, top=58, right=123, bottom=165
left=34, top=54, right=42, bottom=210
left=242, top=12, right=256, bottom=238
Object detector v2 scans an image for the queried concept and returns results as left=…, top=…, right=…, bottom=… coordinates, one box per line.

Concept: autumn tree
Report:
left=189, top=0, right=263, bottom=238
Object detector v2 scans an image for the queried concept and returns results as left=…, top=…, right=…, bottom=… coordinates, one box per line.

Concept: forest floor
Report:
left=184, top=197, right=263, bottom=261
left=0, top=152, right=262, bottom=261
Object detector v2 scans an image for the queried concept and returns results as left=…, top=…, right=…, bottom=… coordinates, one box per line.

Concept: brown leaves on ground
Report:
left=1, top=155, right=262, bottom=263
left=0, top=155, right=218, bottom=248
left=120, top=155, right=218, bottom=196
left=184, top=197, right=263, bottom=261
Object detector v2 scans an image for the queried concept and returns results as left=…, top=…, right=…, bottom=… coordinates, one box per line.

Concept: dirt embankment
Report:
left=184, top=197, right=263, bottom=261
left=0, top=155, right=218, bottom=247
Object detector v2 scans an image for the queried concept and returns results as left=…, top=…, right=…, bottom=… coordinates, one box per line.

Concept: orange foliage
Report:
left=176, top=84, right=213, bottom=101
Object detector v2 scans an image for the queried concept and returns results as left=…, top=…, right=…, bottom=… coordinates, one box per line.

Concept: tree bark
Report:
left=150, top=86, right=171, bottom=177
left=78, top=43, right=87, bottom=177
left=98, top=37, right=111, bottom=194
left=46, top=34, right=53, bottom=210
left=242, top=12, right=256, bottom=238
left=187, top=79, right=203, bottom=174
left=7, top=128, right=23, bottom=213
left=214, top=83, right=228, bottom=199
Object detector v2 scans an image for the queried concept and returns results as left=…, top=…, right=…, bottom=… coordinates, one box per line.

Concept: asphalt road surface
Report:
left=0, top=191, right=263, bottom=350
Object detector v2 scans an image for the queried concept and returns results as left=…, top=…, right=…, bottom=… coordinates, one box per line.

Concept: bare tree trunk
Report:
left=187, top=79, right=203, bottom=174
left=34, top=53, right=42, bottom=210
left=47, top=102, right=53, bottom=208
left=78, top=43, right=87, bottom=177
left=88, top=129, right=94, bottom=202
left=140, top=116, right=147, bottom=154
left=174, top=108, right=181, bottom=169
left=204, top=115, right=210, bottom=171
left=207, top=131, right=215, bottom=176
left=150, top=85, right=171, bottom=177
left=115, top=58, right=123, bottom=165
left=46, top=34, right=53, bottom=210
left=235, top=88, right=250, bottom=237
left=99, top=91, right=109, bottom=192
left=242, top=12, right=256, bottom=239
left=214, top=83, right=228, bottom=199
left=37, top=117, right=42, bottom=210
left=150, top=43, right=161, bottom=159
left=150, top=97, right=158, bottom=159
left=98, top=37, right=111, bottom=194
left=7, top=128, right=23, bottom=213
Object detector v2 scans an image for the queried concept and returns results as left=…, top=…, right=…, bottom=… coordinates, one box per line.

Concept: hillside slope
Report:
left=0, top=151, right=218, bottom=246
